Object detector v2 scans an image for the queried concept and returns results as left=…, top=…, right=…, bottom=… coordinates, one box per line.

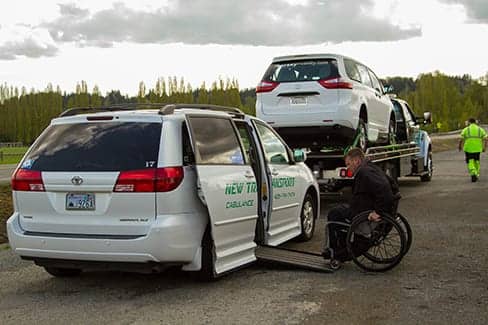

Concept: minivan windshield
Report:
left=21, top=122, right=162, bottom=171
left=262, top=59, right=339, bottom=83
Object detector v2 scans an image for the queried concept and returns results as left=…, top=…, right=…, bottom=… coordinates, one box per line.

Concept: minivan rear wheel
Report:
left=44, top=267, right=82, bottom=277
left=195, top=225, right=216, bottom=281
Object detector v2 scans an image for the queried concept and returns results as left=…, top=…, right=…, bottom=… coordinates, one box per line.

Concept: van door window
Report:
left=357, top=64, right=373, bottom=88
left=254, top=123, right=290, bottom=164
left=344, top=58, right=361, bottom=82
left=368, top=69, right=383, bottom=93
left=188, top=116, right=245, bottom=165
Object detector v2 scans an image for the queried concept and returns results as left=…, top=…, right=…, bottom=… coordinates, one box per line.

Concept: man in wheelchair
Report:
left=322, top=148, right=400, bottom=267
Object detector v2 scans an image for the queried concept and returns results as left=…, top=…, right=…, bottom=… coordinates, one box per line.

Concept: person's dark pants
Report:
left=326, top=204, right=352, bottom=261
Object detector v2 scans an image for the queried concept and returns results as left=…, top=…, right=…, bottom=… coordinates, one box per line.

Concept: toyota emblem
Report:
left=71, top=176, right=83, bottom=185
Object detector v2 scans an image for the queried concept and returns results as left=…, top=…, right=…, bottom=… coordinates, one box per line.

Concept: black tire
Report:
left=195, top=225, right=216, bottom=281
left=356, top=119, right=368, bottom=152
left=346, top=213, right=406, bottom=272
left=295, top=193, right=316, bottom=242
left=44, top=267, right=81, bottom=277
left=396, top=213, right=412, bottom=256
left=388, top=118, right=397, bottom=145
left=420, top=150, right=433, bottom=182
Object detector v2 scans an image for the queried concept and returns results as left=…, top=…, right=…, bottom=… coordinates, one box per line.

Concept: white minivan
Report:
left=256, top=54, right=396, bottom=151
left=7, top=104, right=319, bottom=279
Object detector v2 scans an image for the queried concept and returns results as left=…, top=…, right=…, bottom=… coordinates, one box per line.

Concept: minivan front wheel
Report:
left=296, top=193, right=316, bottom=242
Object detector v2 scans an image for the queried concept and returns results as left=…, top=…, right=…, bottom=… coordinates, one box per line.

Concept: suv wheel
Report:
left=388, top=118, right=397, bottom=145
left=356, top=119, right=368, bottom=152
left=44, top=267, right=81, bottom=277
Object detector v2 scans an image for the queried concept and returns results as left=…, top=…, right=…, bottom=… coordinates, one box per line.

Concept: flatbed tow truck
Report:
left=305, top=97, right=434, bottom=192
left=254, top=98, right=433, bottom=272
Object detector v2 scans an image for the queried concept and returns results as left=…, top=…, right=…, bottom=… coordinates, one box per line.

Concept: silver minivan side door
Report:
left=252, top=121, right=303, bottom=245
left=185, top=115, right=258, bottom=275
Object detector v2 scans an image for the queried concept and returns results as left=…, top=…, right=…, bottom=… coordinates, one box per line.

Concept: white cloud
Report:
left=0, top=25, right=58, bottom=60
left=441, top=0, right=488, bottom=23
left=41, top=0, right=420, bottom=48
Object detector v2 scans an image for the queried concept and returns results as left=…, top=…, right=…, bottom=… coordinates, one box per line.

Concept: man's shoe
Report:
left=471, top=175, right=478, bottom=182
left=321, top=248, right=331, bottom=259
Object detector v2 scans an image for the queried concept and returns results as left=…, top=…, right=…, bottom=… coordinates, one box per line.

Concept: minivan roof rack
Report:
left=59, top=103, right=245, bottom=118
left=59, top=103, right=167, bottom=117
left=159, top=104, right=245, bottom=118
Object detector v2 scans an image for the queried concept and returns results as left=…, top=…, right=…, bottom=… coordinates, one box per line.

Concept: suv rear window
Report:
left=22, top=122, right=162, bottom=171
left=262, top=59, right=339, bottom=83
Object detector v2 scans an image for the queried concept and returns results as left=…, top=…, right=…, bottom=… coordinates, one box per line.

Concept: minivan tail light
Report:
left=318, top=77, right=353, bottom=89
left=11, top=169, right=45, bottom=191
left=114, top=167, right=184, bottom=193
left=156, top=167, right=184, bottom=192
left=256, top=81, right=279, bottom=93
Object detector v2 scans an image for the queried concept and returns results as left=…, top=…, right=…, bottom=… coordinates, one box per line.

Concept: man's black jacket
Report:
left=350, top=161, right=394, bottom=217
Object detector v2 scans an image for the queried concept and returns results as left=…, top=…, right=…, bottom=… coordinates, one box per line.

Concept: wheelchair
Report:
left=324, top=200, right=412, bottom=272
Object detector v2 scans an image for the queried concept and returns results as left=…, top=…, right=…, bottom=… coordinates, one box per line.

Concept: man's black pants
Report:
left=326, top=204, right=374, bottom=261
left=326, top=204, right=352, bottom=261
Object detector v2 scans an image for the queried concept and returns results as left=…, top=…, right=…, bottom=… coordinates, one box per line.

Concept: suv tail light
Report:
left=114, top=167, right=184, bottom=193
left=256, top=81, right=279, bottom=93
left=11, top=169, right=45, bottom=191
left=339, top=168, right=354, bottom=178
left=318, top=77, right=353, bottom=89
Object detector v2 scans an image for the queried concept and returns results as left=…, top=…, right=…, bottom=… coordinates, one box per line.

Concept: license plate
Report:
left=66, top=193, right=95, bottom=210
left=290, top=96, right=307, bottom=105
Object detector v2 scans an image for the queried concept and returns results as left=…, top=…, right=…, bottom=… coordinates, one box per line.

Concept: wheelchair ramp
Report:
left=255, top=245, right=334, bottom=273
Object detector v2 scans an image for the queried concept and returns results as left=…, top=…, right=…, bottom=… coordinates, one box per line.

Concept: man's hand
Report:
left=368, top=211, right=381, bottom=222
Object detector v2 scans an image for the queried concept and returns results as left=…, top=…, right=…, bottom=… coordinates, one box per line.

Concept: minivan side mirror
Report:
left=293, top=149, right=307, bottom=162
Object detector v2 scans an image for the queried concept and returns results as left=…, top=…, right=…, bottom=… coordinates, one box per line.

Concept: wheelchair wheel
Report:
left=395, top=213, right=412, bottom=256
left=346, top=213, right=406, bottom=272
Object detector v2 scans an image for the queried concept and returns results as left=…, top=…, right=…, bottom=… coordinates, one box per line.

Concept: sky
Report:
left=0, top=0, right=487, bottom=95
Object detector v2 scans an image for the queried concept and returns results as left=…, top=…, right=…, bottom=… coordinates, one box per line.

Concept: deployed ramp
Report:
left=255, top=245, right=334, bottom=273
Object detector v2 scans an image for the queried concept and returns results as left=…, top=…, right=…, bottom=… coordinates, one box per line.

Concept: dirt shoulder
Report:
left=0, top=184, right=12, bottom=243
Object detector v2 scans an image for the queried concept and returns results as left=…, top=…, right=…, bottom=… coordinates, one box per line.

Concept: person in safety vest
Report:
left=458, top=118, right=487, bottom=182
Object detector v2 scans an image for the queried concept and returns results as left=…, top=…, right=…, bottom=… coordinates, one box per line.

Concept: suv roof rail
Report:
left=59, top=103, right=168, bottom=117
left=159, top=104, right=244, bottom=118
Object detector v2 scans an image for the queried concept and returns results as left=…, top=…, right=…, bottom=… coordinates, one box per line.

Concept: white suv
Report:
left=256, top=54, right=396, bottom=151
left=7, top=104, right=319, bottom=279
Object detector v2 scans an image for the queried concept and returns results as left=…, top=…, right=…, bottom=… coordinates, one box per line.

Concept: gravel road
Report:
left=0, top=165, right=16, bottom=183
left=1, top=150, right=487, bottom=324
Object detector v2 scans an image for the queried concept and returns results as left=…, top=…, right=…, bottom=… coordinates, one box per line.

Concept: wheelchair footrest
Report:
left=255, top=245, right=335, bottom=273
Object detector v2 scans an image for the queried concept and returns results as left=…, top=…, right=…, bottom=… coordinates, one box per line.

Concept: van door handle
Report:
left=244, top=171, right=254, bottom=179
left=271, top=169, right=279, bottom=176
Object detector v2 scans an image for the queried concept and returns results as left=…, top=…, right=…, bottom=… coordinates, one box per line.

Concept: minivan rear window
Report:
left=22, top=122, right=162, bottom=171
left=262, top=59, right=339, bottom=83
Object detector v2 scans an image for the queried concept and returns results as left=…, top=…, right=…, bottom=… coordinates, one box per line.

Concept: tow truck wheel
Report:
left=420, top=150, right=433, bottom=182
left=296, top=193, right=316, bottom=242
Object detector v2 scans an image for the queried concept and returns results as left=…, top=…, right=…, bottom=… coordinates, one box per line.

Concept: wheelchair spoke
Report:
left=348, top=213, right=407, bottom=272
